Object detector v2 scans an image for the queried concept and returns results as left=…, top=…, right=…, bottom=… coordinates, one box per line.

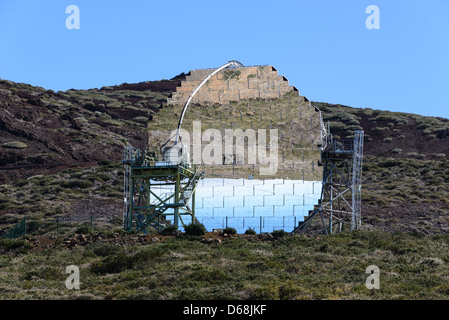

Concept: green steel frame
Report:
left=123, top=146, right=204, bottom=233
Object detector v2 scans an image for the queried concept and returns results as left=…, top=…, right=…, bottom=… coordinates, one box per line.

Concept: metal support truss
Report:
left=351, top=130, right=364, bottom=229
left=122, top=146, right=204, bottom=233
left=293, top=129, right=364, bottom=235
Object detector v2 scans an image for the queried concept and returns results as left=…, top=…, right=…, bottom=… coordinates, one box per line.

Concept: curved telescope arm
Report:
left=173, top=60, right=244, bottom=144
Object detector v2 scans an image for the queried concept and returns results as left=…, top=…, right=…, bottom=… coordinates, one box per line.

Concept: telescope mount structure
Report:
left=292, top=115, right=365, bottom=235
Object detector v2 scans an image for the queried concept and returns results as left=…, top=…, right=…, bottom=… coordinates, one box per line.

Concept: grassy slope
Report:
left=1, top=231, right=449, bottom=299
left=0, top=80, right=449, bottom=300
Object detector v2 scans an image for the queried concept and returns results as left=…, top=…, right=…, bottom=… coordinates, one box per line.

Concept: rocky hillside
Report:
left=0, top=76, right=185, bottom=184
left=1, top=75, right=448, bottom=302
left=314, top=101, right=449, bottom=159
left=0, top=76, right=448, bottom=236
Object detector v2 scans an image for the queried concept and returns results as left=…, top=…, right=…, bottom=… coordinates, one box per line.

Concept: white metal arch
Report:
left=173, top=60, right=244, bottom=144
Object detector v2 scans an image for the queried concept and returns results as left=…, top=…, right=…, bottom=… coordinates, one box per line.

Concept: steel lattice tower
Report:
left=293, top=128, right=364, bottom=235
left=122, top=145, right=204, bottom=233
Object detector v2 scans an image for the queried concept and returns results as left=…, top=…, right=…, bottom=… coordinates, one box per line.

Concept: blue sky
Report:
left=0, top=0, right=448, bottom=118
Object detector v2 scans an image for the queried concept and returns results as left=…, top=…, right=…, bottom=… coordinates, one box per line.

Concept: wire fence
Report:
left=158, top=177, right=322, bottom=234
left=1, top=177, right=322, bottom=237
left=1, top=217, right=27, bottom=239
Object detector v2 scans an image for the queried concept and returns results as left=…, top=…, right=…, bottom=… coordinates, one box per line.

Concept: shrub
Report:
left=75, top=226, right=91, bottom=234
left=319, top=243, right=329, bottom=252
left=0, top=239, right=27, bottom=250
left=91, top=252, right=133, bottom=274
left=223, top=227, right=237, bottom=235
left=378, top=159, right=402, bottom=168
left=362, top=108, right=374, bottom=116
left=407, top=152, right=419, bottom=158
left=160, top=225, right=178, bottom=235
left=26, top=220, right=41, bottom=234
left=14, top=180, right=29, bottom=187
left=106, top=102, right=121, bottom=109
left=252, top=285, right=279, bottom=299
left=60, top=179, right=93, bottom=189
left=372, top=113, right=399, bottom=122
left=74, top=117, right=88, bottom=124
left=428, top=177, right=444, bottom=186
left=22, top=266, right=64, bottom=281
left=244, top=228, right=257, bottom=235
left=103, top=119, right=121, bottom=126
left=90, top=243, right=124, bottom=257
left=2, top=141, right=28, bottom=149
left=133, top=116, right=149, bottom=123
left=271, top=229, right=289, bottom=239
left=184, top=222, right=206, bottom=236
left=184, top=266, right=229, bottom=284
left=278, top=281, right=305, bottom=300
left=329, top=122, right=348, bottom=132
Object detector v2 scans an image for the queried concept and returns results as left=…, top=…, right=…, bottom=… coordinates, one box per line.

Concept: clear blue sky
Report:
left=0, top=0, right=448, bottom=118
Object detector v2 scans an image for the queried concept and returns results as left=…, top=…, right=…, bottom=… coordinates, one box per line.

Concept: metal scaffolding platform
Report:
left=292, top=129, right=364, bottom=235
left=122, top=145, right=204, bottom=233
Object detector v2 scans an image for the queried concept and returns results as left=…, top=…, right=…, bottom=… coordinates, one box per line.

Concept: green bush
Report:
left=103, top=119, right=122, bottom=126
left=160, top=225, right=178, bottom=235
left=223, top=227, right=237, bottom=235
left=106, top=102, right=121, bottom=109
left=271, top=229, right=289, bottom=239
left=133, top=116, right=149, bottom=123
left=22, top=266, right=64, bottom=281
left=184, top=222, right=206, bottom=236
left=244, top=228, right=257, bottom=235
left=75, top=226, right=91, bottom=234
left=329, top=122, right=348, bottom=132
left=2, top=141, right=28, bottom=149
left=278, top=281, right=305, bottom=300
left=91, top=252, right=133, bottom=274
left=13, top=180, right=29, bottom=187
left=60, top=179, right=93, bottom=189
left=378, top=159, right=402, bottom=168
left=0, top=238, right=27, bottom=250
left=372, top=113, right=399, bottom=122
left=407, top=152, right=419, bottom=158
left=26, top=220, right=41, bottom=234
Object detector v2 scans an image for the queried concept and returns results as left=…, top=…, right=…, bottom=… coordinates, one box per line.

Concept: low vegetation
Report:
left=1, top=230, right=449, bottom=299
left=1, top=78, right=449, bottom=300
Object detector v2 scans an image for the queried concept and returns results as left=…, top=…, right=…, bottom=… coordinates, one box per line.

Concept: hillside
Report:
left=0, top=74, right=448, bottom=300
left=0, top=77, right=184, bottom=184
left=0, top=75, right=448, bottom=236
left=315, top=101, right=449, bottom=159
